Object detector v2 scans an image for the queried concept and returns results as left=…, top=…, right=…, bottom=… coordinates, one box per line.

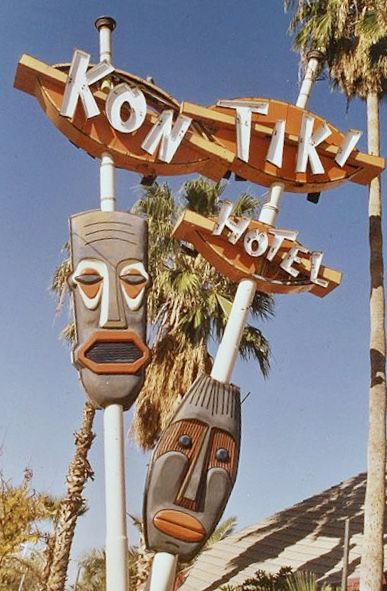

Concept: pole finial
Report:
left=95, top=16, right=116, bottom=32
left=306, top=49, right=325, bottom=62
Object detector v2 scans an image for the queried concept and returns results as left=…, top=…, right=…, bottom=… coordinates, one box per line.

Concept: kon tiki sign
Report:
left=172, top=203, right=342, bottom=297
left=14, top=50, right=384, bottom=192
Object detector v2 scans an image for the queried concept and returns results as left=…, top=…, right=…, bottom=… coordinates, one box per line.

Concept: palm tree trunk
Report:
left=44, top=401, right=96, bottom=591
left=37, top=534, right=56, bottom=591
left=360, top=92, right=386, bottom=591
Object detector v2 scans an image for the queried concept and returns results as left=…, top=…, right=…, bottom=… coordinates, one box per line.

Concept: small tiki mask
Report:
left=143, top=374, right=241, bottom=561
left=69, top=210, right=150, bottom=409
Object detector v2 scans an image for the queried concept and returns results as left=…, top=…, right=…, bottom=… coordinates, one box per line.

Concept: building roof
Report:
left=179, top=472, right=387, bottom=591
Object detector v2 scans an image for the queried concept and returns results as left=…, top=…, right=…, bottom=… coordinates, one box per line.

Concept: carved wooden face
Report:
left=143, top=374, right=241, bottom=561
left=69, top=210, right=150, bottom=409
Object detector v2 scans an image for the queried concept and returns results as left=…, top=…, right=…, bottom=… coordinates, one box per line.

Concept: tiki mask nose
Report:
left=100, top=274, right=127, bottom=329
left=176, top=432, right=210, bottom=511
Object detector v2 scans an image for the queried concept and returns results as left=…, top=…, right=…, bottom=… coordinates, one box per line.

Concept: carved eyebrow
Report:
left=85, top=237, right=137, bottom=246
left=86, top=228, right=136, bottom=237
left=84, top=220, right=135, bottom=230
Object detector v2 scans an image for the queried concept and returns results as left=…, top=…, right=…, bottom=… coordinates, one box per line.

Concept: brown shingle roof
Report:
left=179, top=472, right=387, bottom=591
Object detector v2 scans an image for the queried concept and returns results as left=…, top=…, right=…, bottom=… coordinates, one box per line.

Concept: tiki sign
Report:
left=173, top=204, right=342, bottom=297
left=14, top=51, right=384, bottom=192
left=69, top=209, right=150, bottom=409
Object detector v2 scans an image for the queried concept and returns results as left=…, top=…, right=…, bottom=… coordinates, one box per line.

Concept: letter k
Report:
left=60, top=49, right=115, bottom=119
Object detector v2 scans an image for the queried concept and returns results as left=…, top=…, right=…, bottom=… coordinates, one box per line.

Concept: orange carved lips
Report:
left=153, top=509, right=205, bottom=543
left=77, top=330, right=150, bottom=375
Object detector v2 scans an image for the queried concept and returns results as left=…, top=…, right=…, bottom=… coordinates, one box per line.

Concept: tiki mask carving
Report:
left=69, top=210, right=149, bottom=409
left=143, top=374, right=241, bottom=561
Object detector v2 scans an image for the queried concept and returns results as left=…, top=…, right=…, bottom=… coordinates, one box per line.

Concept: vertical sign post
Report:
left=95, top=17, right=129, bottom=591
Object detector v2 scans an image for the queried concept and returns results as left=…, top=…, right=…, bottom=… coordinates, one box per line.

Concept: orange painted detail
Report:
left=14, top=55, right=384, bottom=193
left=120, top=272, right=147, bottom=299
left=78, top=330, right=150, bottom=374
left=172, top=210, right=342, bottom=297
left=76, top=268, right=103, bottom=299
left=79, top=282, right=101, bottom=300
left=153, top=509, right=205, bottom=542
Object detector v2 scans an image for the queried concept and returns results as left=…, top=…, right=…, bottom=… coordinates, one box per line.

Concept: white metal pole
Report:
left=259, top=182, right=285, bottom=226
left=104, top=404, right=129, bottom=591
left=296, top=50, right=324, bottom=110
left=95, top=17, right=129, bottom=591
left=95, top=16, right=116, bottom=64
left=148, top=553, right=178, bottom=591
left=211, top=278, right=257, bottom=383
left=95, top=17, right=117, bottom=214
left=100, top=152, right=116, bottom=212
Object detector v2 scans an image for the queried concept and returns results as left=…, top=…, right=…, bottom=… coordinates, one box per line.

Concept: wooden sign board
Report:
left=14, top=53, right=384, bottom=193
left=172, top=209, right=342, bottom=297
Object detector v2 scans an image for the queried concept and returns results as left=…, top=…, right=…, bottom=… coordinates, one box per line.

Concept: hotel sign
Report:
left=173, top=204, right=341, bottom=297
left=14, top=50, right=384, bottom=192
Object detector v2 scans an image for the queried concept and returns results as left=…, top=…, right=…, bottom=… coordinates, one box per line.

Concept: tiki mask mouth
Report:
left=77, top=331, right=150, bottom=374
left=153, top=509, right=205, bottom=543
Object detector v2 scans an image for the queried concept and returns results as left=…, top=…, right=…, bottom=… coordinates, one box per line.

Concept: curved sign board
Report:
left=172, top=207, right=342, bottom=297
left=14, top=52, right=384, bottom=192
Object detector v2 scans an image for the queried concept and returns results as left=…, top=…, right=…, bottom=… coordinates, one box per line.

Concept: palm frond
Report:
left=182, top=178, right=225, bottom=216
left=231, top=193, right=261, bottom=217
left=239, top=325, right=271, bottom=378
left=203, top=516, right=237, bottom=548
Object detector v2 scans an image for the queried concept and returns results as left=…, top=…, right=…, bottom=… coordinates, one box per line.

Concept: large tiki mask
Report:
left=69, top=210, right=150, bottom=409
left=143, top=374, right=241, bottom=561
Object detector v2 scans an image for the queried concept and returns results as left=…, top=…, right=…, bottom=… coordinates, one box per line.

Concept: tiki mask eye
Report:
left=74, top=268, right=103, bottom=301
left=178, top=435, right=193, bottom=449
left=121, top=273, right=146, bottom=286
left=75, top=273, right=103, bottom=285
left=120, top=263, right=150, bottom=311
left=71, top=262, right=107, bottom=310
left=215, top=448, right=230, bottom=463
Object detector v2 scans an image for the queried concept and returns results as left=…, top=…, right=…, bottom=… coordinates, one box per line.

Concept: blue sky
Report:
left=1, top=0, right=386, bottom=584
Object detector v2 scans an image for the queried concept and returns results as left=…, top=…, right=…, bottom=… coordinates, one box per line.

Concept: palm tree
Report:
left=284, top=3, right=387, bottom=590
left=131, top=178, right=273, bottom=449
left=44, top=402, right=95, bottom=591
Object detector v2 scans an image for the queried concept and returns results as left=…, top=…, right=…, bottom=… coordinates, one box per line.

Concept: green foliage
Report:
left=287, top=571, right=339, bottom=591
left=220, top=566, right=293, bottom=591
left=220, top=568, right=341, bottom=591
left=0, top=469, right=58, bottom=590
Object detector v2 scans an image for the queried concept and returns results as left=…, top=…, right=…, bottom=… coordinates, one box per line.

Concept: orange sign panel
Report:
left=14, top=52, right=384, bottom=193
left=172, top=210, right=342, bottom=297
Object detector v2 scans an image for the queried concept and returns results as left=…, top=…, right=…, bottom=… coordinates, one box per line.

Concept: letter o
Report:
left=106, top=83, right=147, bottom=133
left=244, top=230, right=268, bottom=257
